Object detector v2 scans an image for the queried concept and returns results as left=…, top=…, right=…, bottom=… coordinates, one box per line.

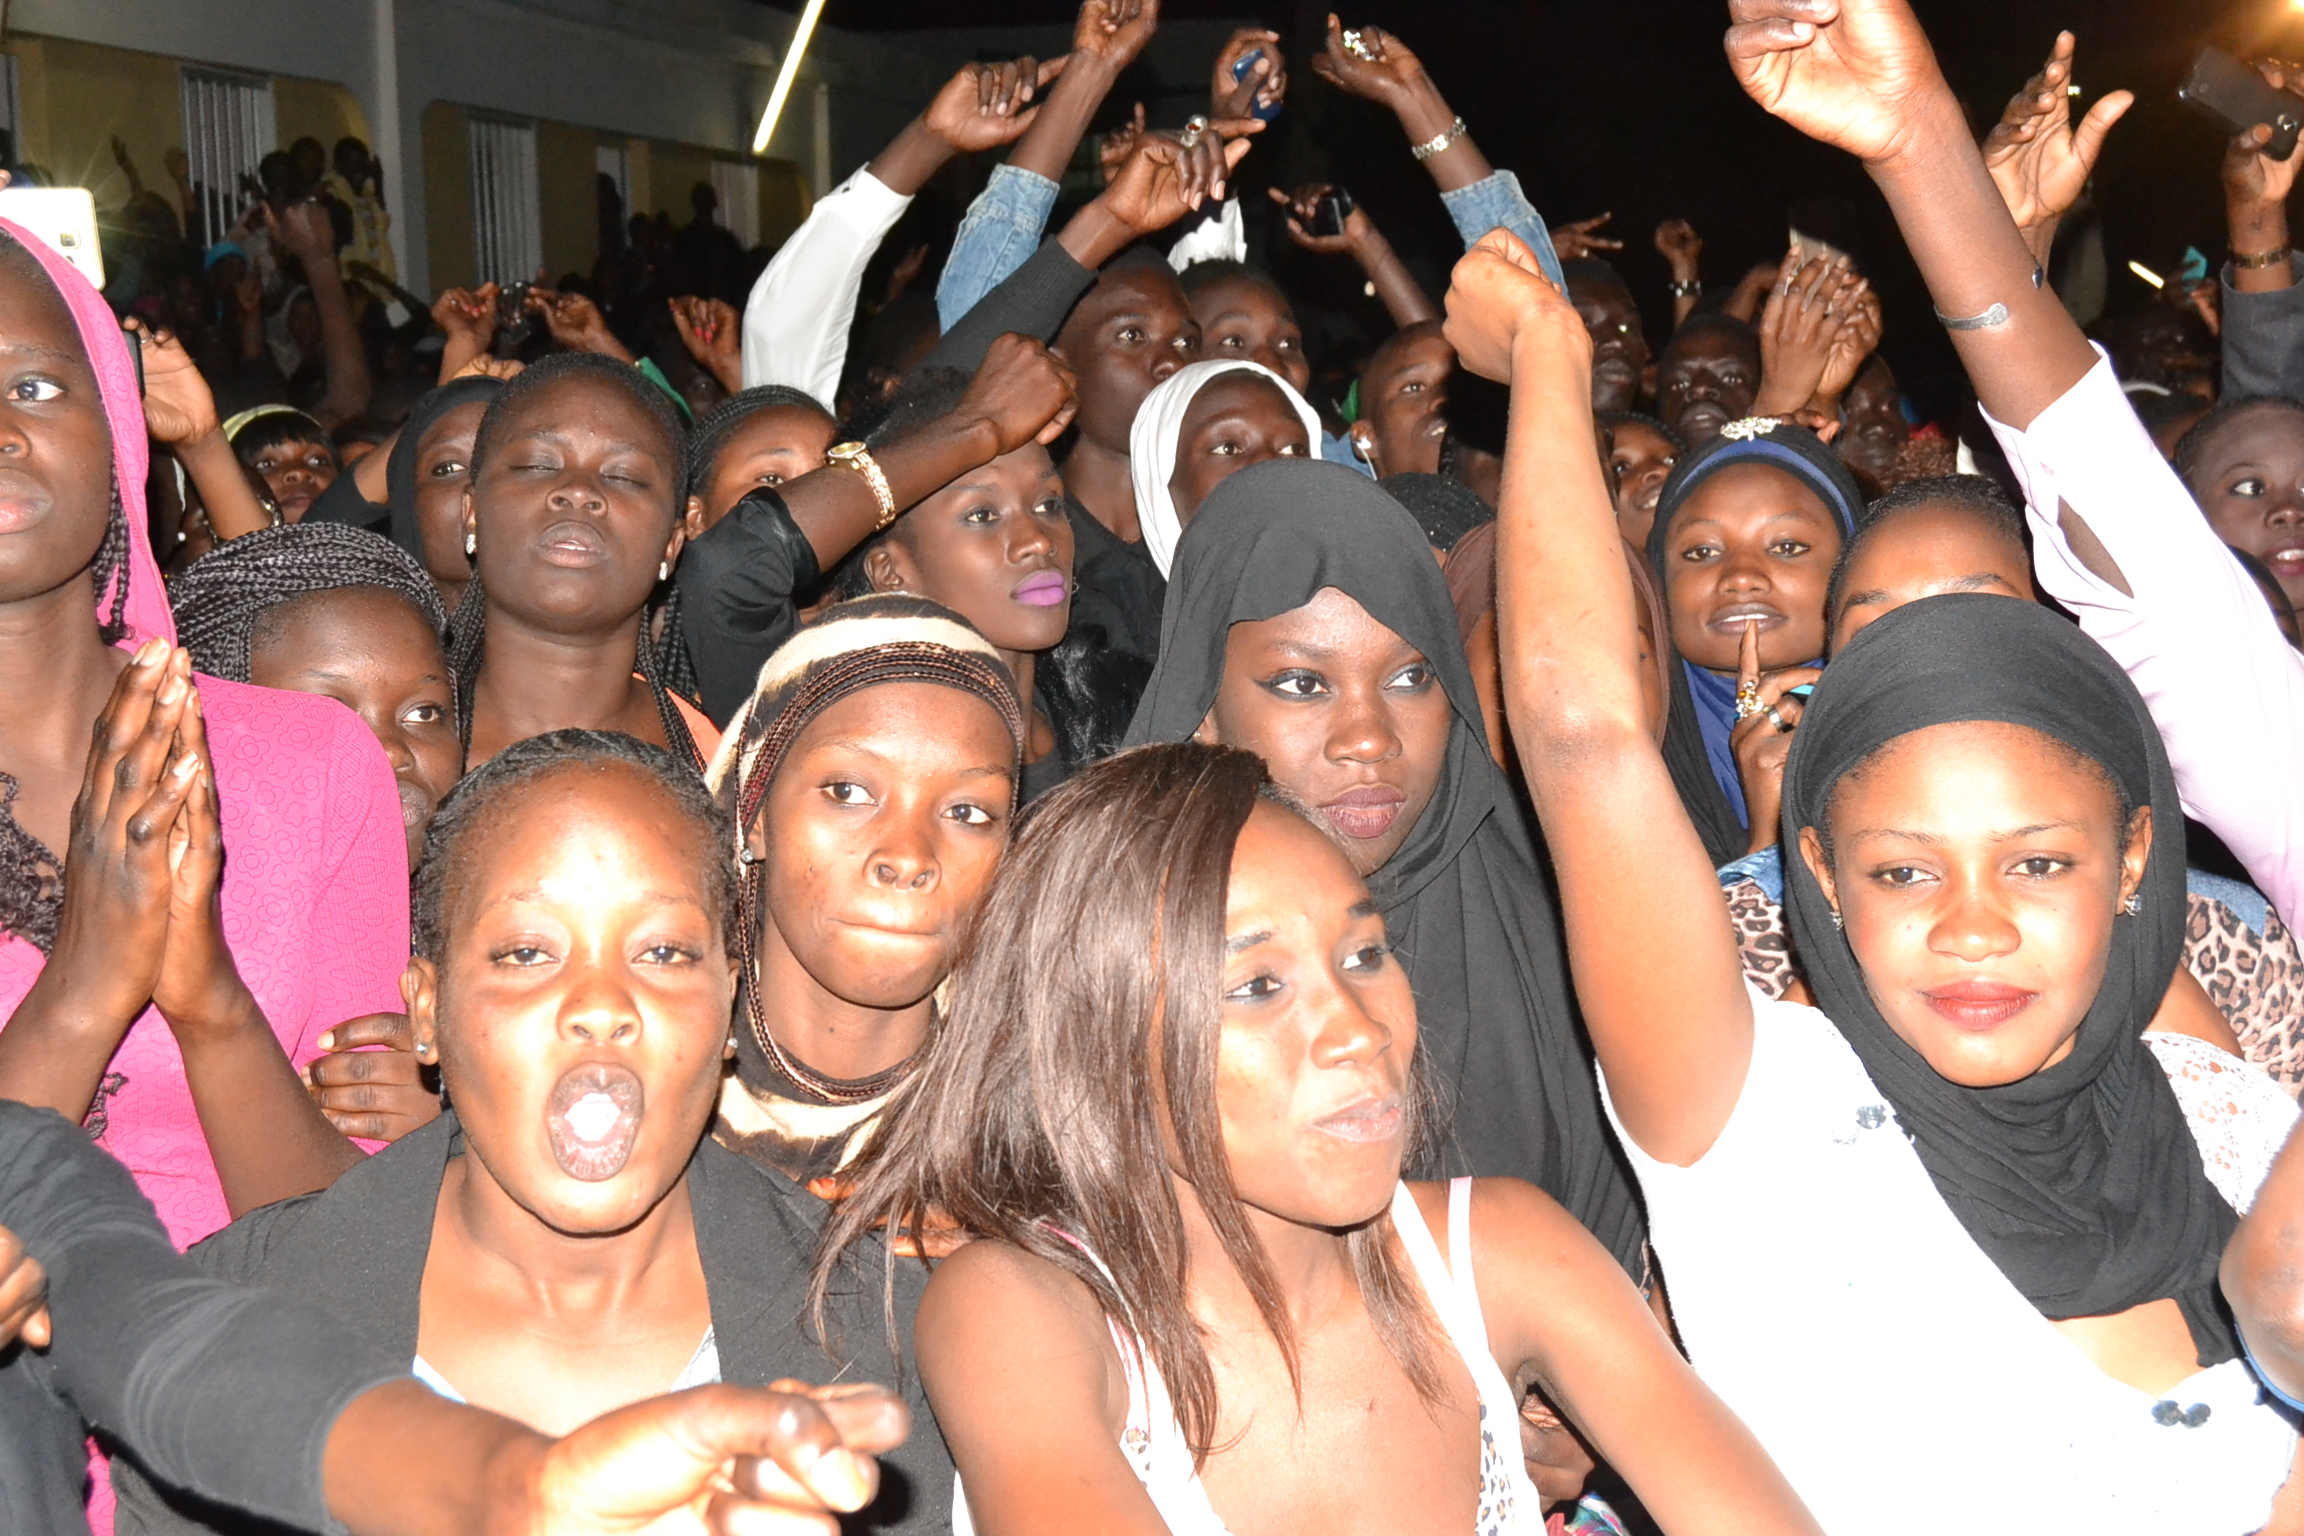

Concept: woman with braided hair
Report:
left=704, top=595, right=1024, bottom=1190
left=171, top=522, right=459, bottom=871
left=449, top=351, right=717, bottom=770
left=0, top=217, right=410, bottom=1279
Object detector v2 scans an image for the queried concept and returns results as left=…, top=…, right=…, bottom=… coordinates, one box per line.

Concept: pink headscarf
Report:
left=0, top=217, right=172, bottom=647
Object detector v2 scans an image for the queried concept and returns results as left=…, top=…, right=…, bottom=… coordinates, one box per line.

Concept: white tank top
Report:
left=953, top=1179, right=1548, bottom=1534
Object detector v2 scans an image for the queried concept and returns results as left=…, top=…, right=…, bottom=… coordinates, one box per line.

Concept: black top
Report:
left=1064, top=497, right=1165, bottom=666
left=677, top=487, right=824, bottom=728
left=0, top=1103, right=398, bottom=1536
left=114, top=1112, right=951, bottom=1536
left=1123, top=460, right=1647, bottom=1278
left=920, top=238, right=1096, bottom=377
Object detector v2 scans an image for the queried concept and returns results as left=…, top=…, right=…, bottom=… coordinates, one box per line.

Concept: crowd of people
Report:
left=8, top=0, right=2304, bottom=1530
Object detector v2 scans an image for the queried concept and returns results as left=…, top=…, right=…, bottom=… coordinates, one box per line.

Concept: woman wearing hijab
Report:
left=1452, top=220, right=2297, bottom=1533
left=1123, top=458, right=1646, bottom=1281
left=1645, top=423, right=1861, bottom=866
left=1128, top=360, right=1323, bottom=579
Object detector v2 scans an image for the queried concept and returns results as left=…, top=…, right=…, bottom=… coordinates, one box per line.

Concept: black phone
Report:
left=2180, top=47, right=2301, bottom=161
left=493, top=280, right=537, bottom=353
left=1312, top=186, right=1356, bottom=239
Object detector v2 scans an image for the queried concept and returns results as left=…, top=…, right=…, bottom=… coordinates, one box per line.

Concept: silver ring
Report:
left=1342, top=27, right=1370, bottom=58
left=1764, top=705, right=1790, bottom=734
left=1178, top=114, right=1208, bottom=149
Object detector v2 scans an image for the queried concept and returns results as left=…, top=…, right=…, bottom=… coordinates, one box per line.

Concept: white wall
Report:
left=12, top=0, right=940, bottom=290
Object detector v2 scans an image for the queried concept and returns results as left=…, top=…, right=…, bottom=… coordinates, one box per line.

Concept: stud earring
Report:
left=2123, top=893, right=2142, bottom=917
left=659, top=559, right=671, bottom=582
left=464, top=531, right=477, bottom=557
left=738, top=847, right=760, bottom=865
left=413, top=1040, right=431, bottom=1060
left=1829, top=908, right=1844, bottom=931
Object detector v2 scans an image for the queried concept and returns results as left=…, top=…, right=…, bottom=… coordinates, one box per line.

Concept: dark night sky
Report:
left=823, top=0, right=2304, bottom=413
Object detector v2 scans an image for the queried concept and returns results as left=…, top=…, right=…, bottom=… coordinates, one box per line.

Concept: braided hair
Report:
left=683, top=385, right=833, bottom=506
left=0, top=218, right=133, bottom=951
left=450, top=352, right=704, bottom=770
left=169, top=523, right=446, bottom=684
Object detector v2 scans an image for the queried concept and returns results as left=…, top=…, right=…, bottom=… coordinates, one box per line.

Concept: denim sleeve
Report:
left=936, top=164, right=1062, bottom=332
left=1439, top=169, right=1565, bottom=289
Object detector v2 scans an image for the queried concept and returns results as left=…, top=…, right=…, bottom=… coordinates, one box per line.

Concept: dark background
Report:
left=820, top=0, right=2304, bottom=415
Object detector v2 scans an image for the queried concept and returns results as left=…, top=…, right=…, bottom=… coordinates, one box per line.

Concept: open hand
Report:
left=925, top=56, right=1067, bottom=154
left=306, top=1012, right=441, bottom=1143
left=124, top=320, right=221, bottom=448
left=0, top=1225, right=50, bottom=1352
left=529, top=1380, right=908, bottom=1535
left=1753, top=249, right=1865, bottom=415
left=1549, top=213, right=1623, bottom=262
left=958, top=332, right=1079, bottom=453
left=1312, top=15, right=1430, bottom=110
left=668, top=295, right=743, bottom=394
left=1443, top=227, right=1588, bottom=386
left=1074, top=0, right=1160, bottom=74
left=1982, top=32, right=2131, bottom=261
left=1212, top=28, right=1286, bottom=120
left=48, top=643, right=203, bottom=1030
left=1813, top=281, right=1882, bottom=407
left=1099, top=126, right=1254, bottom=238
left=1724, top=0, right=1948, bottom=168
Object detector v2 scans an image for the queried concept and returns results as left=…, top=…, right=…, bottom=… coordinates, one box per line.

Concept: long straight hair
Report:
left=813, top=741, right=1443, bottom=1463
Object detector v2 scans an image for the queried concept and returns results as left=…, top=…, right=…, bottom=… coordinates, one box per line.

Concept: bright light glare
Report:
left=2128, top=260, right=2165, bottom=289
left=752, top=0, right=828, bottom=156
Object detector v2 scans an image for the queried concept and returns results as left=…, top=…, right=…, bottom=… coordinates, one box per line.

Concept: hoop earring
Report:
left=464, top=531, right=477, bottom=557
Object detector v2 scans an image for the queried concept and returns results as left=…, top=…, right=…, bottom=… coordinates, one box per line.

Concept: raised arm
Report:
left=1311, top=16, right=1565, bottom=286
left=126, top=320, right=274, bottom=541
left=1446, top=230, right=1753, bottom=1165
left=2217, top=61, right=2304, bottom=399
left=270, top=201, right=373, bottom=428
left=1979, top=32, right=2131, bottom=271
left=1269, top=182, right=1439, bottom=327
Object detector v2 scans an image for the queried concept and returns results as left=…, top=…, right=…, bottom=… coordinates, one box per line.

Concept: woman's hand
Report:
left=2223, top=61, right=2304, bottom=212
left=1073, top=0, right=1160, bottom=76
left=151, top=689, right=260, bottom=1043
left=48, top=643, right=204, bottom=1030
left=1727, top=619, right=1819, bottom=855
left=432, top=282, right=500, bottom=382
left=957, top=333, right=1079, bottom=453
left=924, top=56, right=1065, bottom=154
left=1067, top=125, right=1256, bottom=266
left=528, top=288, right=634, bottom=364
left=1097, top=102, right=1148, bottom=185
left=1812, top=281, right=1881, bottom=410
left=1981, top=32, right=2131, bottom=266
left=305, top=1012, right=442, bottom=1143
left=1549, top=213, right=1624, bottom=263
left=124, top=320, right=220, bottom=448
left=1444, top=228, right=1590, bottom=386
left=1311, top=15, right=1432, bottom=112
left=669, top=295, right=744, bottom=395
left=1753, top=250, right=1865, bottom=416
left=1724, top=0, right=1950, bottom=169
left=1268, top=183, right=1365, bottom=256
left=1656, top=216, right=1705, bottom=275
left=1211, top=28, right=1286, bottom=121
left=0, top=1225, right=50, bottom=1352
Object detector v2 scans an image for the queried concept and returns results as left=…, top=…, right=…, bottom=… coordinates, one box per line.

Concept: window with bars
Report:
left=468, top=115, right=541, bottom=285
left=179, top=67, right=275, bottom=248
left=709, top=160, right=759, bottom=249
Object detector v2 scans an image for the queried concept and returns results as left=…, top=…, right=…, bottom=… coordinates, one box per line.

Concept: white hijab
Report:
left=1128, top=360, right=1324, bottom=576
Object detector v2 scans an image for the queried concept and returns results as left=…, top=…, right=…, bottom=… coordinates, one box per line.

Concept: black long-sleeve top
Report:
left=0, top=1103, right=399, bottom=1535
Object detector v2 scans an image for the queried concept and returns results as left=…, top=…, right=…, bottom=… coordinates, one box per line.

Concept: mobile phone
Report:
left=1785, top=683, right=1817, bottom=702
left=493, top=280, right=536, bottom=354
left=2180, top=47, right=2301, bottom=161
left=0, top=186, right=104, bottom=290
left=1312, top=186, right=1356, bottom=239
left=1230, top=49, right=1282, bottom=123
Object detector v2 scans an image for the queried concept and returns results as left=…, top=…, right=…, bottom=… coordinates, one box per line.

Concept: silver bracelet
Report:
left=1410, top=115, right=1468, bottom=163
left=1934, top=261, right=2044, bottom=332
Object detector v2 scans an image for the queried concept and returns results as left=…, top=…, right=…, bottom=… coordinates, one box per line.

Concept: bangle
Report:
left=825, top=441, right=898, bottom=530
left=1668, top=278, right=1702, bottom=300
left=2234, top=245, right=2293, bottom=271
left=1934, top=261, right=2044, bottom=331
left=1410, top=115, right=1468, bottom=163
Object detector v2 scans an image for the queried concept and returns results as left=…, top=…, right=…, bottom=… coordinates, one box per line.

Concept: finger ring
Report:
left=1735, top=679, right=1763, bottom=720
left=1764, top=705, right=1790, bottom=734
left=1178, top=114, right=1209, bottom=149
left=1342, top=28, right=1370, bottom=58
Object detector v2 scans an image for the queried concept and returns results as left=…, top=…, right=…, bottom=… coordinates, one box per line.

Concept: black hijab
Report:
left=1648, top=421, right=1864, bottom=867
left=383, top=376, right=502, bottom=561
left=1123, top=460, right=1646, bottom=1277
left=1781, top=594, right=2236, bottom=1364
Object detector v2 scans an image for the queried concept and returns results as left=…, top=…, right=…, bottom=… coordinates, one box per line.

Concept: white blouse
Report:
left=1606, top=985, right=2299, bottom=1536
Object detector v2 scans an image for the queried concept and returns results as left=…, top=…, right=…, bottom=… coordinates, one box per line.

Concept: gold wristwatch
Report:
left=826, top=441, right=897, bottom=530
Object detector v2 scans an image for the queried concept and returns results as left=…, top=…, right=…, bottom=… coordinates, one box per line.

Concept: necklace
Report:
left=741, top=975, right=929, bottom=1107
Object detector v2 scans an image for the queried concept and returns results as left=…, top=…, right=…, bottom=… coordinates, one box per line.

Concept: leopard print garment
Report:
left=1725, top=881, right=2304, bottom=1095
